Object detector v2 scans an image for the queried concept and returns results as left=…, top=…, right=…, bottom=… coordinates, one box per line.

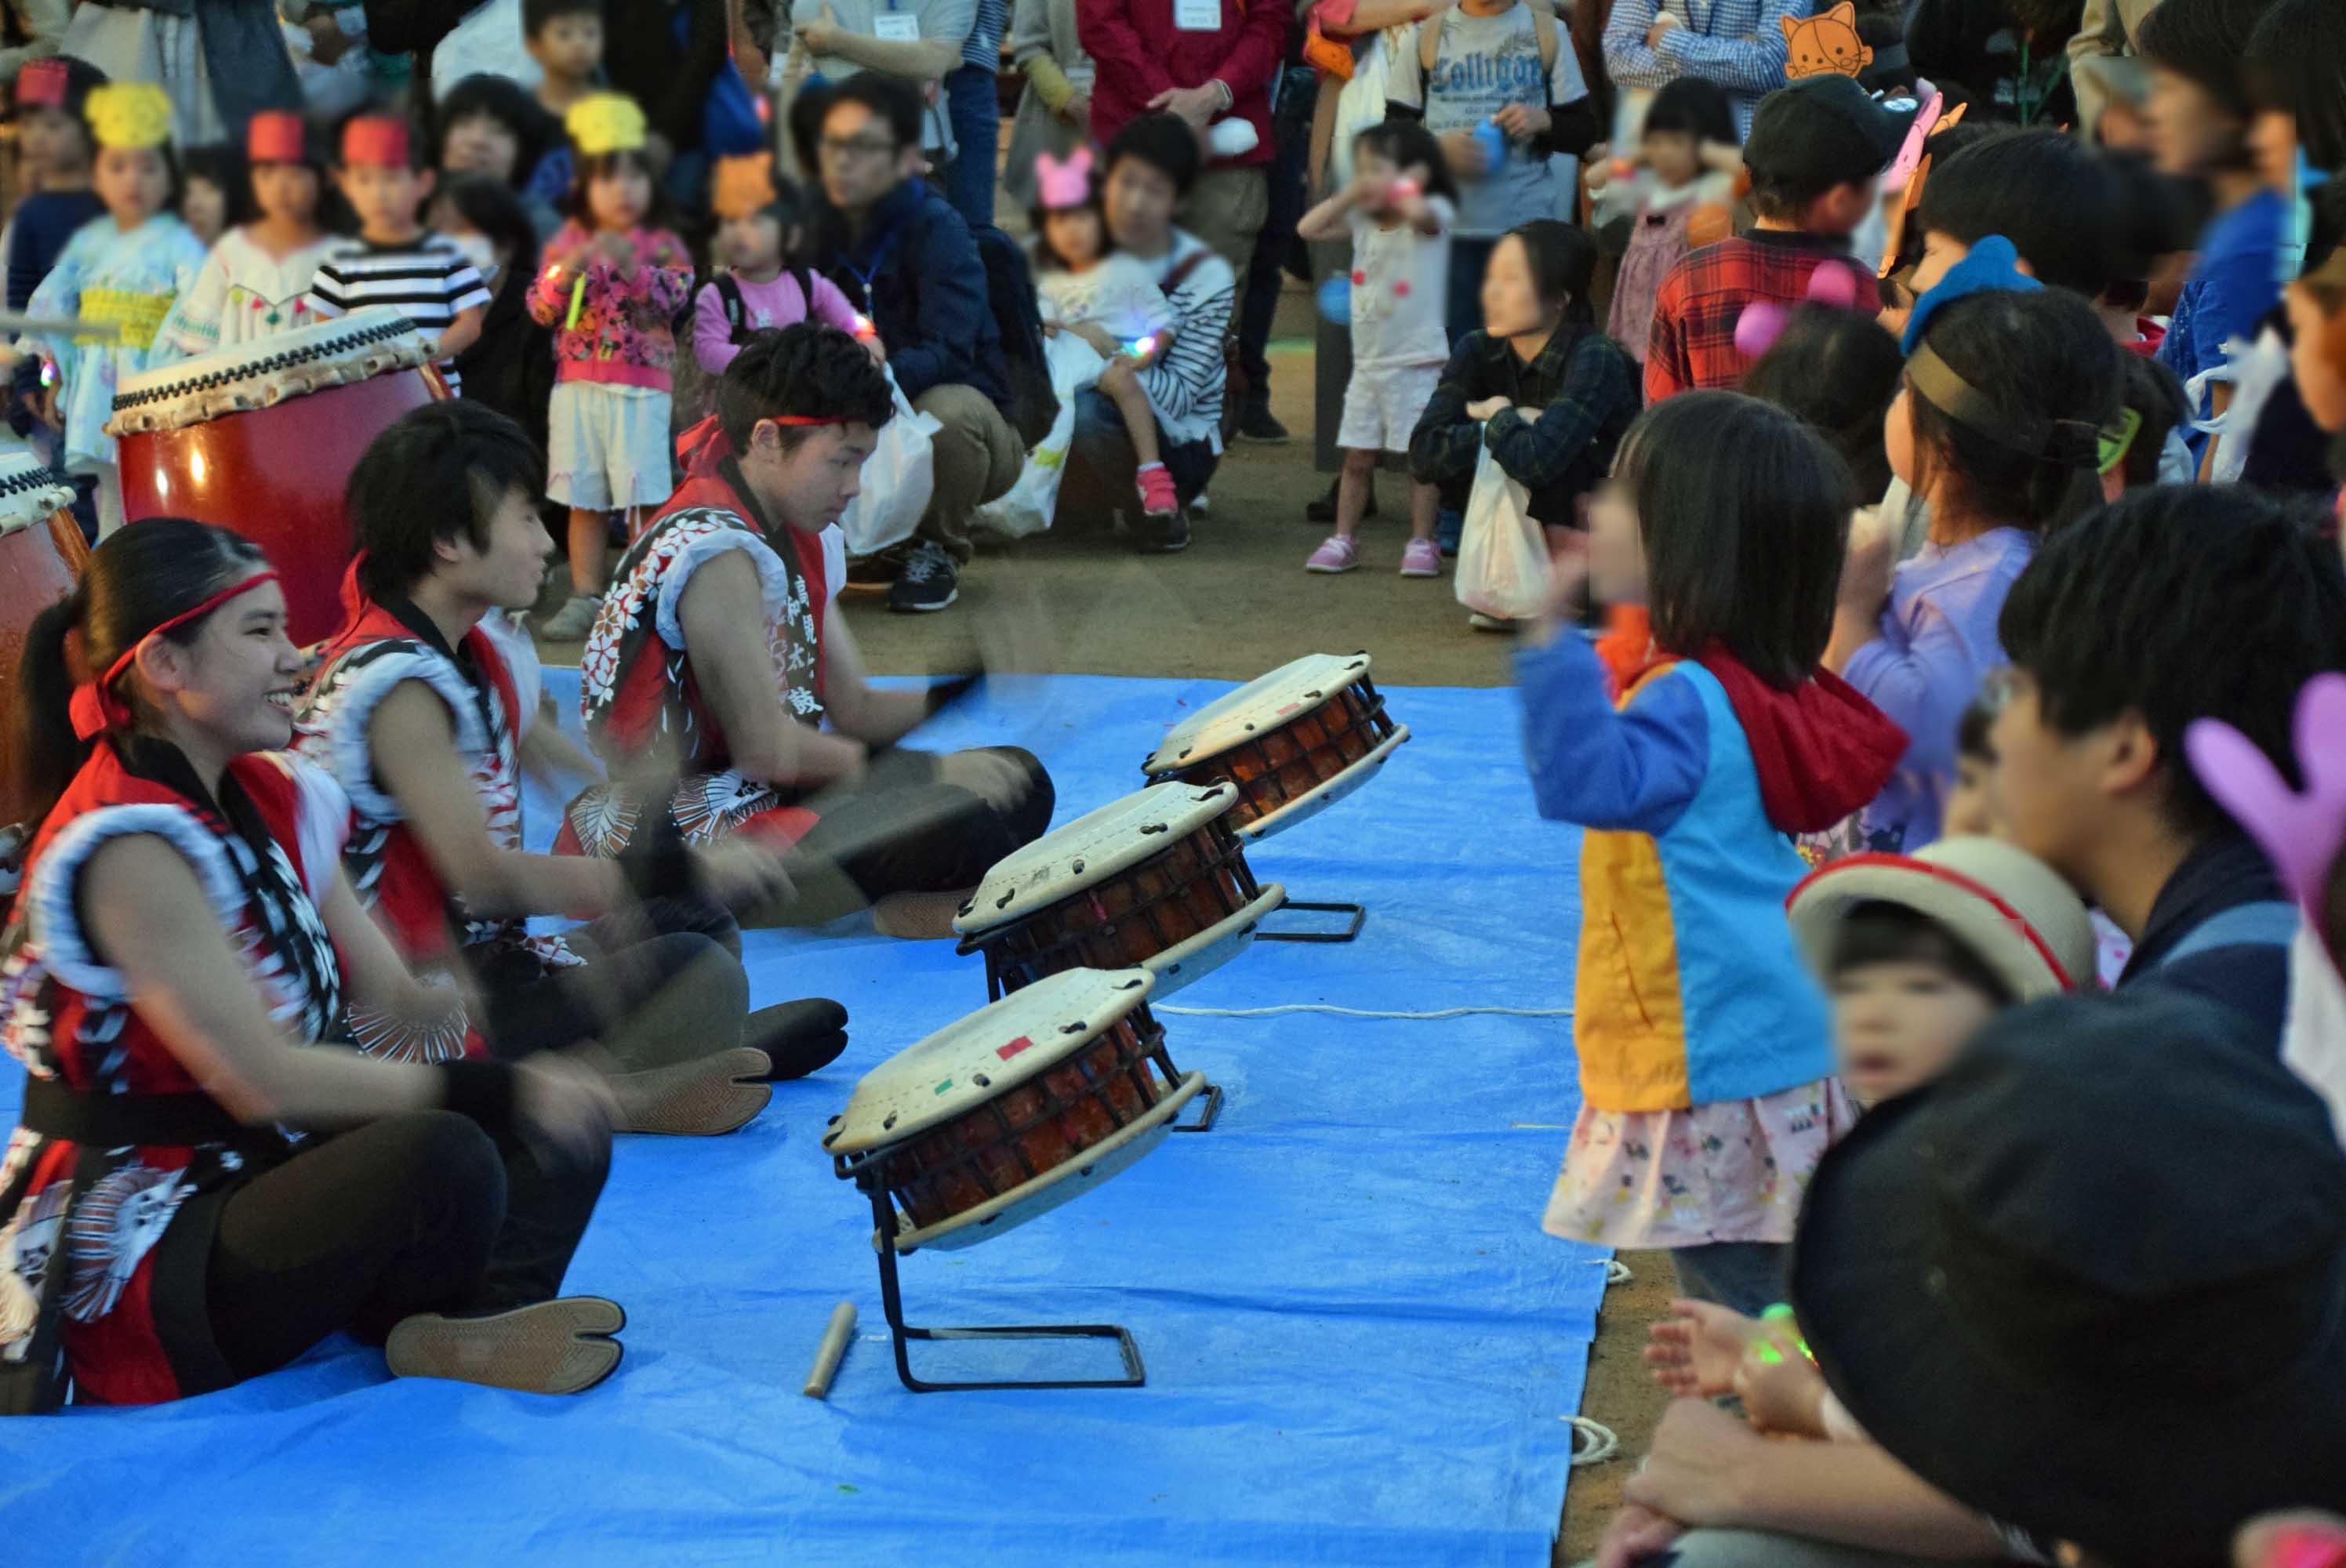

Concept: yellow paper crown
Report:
left=566, top=93, right=648, bottom=158
left=85, top=82, right=172, bottom=152
left=711, top=153, right=781, bottom=220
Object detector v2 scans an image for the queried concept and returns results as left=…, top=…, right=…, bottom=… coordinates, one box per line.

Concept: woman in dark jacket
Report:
left=1411, top=219, right=1641, bottom=543
left=434, top=176, right=557, bottom=471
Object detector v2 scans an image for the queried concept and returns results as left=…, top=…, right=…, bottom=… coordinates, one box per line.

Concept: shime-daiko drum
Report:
left=105, top=309, right=445, bottom=645
left=1142, top=653, right=1409, bottom=841
left=823, top=967, right=1206, bottom=1392
left=953, top=780, right=1285, bottom=1003
left=0, top=453, right=87, bottom=829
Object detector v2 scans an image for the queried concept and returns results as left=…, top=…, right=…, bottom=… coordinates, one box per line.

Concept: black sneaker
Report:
left=1306, top=480, right=1375, bottom=526
left=886, top=541, right=960, bottom=612
left=1235, top=403, right=1291, bottom=444
left=1133, top=508, right=1192, bottom=554
left=842, top=550, right=903, bottom=596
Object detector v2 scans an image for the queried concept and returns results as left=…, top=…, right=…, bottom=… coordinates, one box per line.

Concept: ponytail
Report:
left=8, top=586, right=93, bottom=829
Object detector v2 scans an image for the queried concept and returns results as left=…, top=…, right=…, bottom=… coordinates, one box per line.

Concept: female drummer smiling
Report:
left=0, top=521, right=623, bottom=1414
left=1514, top=393, right=1906, bottom=1316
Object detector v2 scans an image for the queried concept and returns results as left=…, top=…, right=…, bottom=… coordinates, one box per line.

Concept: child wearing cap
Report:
left=306, top=114, right=492, bottom=393
left=13, top=82, right=205, bottom=535
left=528, top=93, right=692, bottom=642
left=1644, top=74, right=1899, bottom=403
left=158, top=111, right=336, bottom=358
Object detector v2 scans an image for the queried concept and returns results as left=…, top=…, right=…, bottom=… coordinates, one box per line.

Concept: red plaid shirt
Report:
left=1643, top=230, right=1883, bottom=403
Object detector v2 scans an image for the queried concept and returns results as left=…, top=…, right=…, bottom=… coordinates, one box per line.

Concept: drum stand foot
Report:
left=1174, top=1080, right=1223, bottom=1133
left=1257, top=899, right=1366, bottom=944
left=870, top=1189, right=1147, bottom=1393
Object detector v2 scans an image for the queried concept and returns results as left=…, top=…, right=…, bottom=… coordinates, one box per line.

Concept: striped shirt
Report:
left=305, top=231, right=492, bottom=393
left=1135, top=229, right=1234, bottom=453
left=961, top=0, right=1008, bottom=68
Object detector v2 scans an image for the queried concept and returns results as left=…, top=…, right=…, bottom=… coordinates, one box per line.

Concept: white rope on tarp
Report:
left=1603, top=1258, right=1634, bottom=1287
left=1567, top=1416, right=1621, bottom=1467
left=1154, top=1003, right=1575, bottom=1021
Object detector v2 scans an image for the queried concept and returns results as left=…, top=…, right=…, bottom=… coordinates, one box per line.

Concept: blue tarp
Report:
left=2, top=673, right=1601, bottom=1566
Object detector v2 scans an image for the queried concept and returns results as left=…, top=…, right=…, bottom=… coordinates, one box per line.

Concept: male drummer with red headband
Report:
left=554, top=321, right=1054, bottom=940
left=295, top=401, right=852, bottom=1124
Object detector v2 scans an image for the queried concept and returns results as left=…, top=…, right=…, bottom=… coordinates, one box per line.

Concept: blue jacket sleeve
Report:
left=1515, top=632, right=1708, bottom=833
left=888, top=205, right=987, bottom=401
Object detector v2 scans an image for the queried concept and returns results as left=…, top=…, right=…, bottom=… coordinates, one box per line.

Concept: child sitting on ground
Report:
left=1644, top=74, right=1905, bottom=401
left=1518, top=390, right=1905, bottom=1316
left=1298, top=121, right=1456, bottom=579
left=1822, top=241, right=2123, bottom=858
left=1028, top=147, right=1182, bottom=526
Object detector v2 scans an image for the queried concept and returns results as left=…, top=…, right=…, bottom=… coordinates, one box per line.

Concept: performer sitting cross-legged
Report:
left=296, top=403, right=849, bottom=1123
left=1, top=521, right=622, bottom=1411
left=554, top=323, right=1054, bottom=938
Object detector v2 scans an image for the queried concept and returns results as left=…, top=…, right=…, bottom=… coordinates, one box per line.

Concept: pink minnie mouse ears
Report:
left=1734, top=262, right=1863, bottom=361
left=1036, top=147, right=1094, bottom=211
left=2185, top=673, right=2346, bottom=911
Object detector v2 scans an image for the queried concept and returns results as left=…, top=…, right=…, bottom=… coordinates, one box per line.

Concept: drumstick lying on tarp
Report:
left=804, top=1301, right=857, bottom=1399
left=0, top=310, right=125, bottom=343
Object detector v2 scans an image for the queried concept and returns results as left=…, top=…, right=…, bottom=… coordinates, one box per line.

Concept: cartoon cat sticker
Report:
left=1782, top=2, right=1873, bottom=80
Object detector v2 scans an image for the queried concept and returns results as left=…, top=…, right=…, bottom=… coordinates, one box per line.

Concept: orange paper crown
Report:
left=711, top=152, right=781, bottom=220
left=248, top=110, right=309, bottom=165
left=16, top=58, right=68, bottom=111
left=341, top=115, right=412, bottom=170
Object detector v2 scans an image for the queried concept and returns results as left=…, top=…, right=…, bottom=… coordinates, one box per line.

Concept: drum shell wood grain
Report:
left=115, top=366, right=446, bottom=647
left=0, top=513, right=90, bottom=826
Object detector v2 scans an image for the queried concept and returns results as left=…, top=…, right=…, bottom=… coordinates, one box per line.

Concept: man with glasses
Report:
left=808, top=73, right=1021, bottom=612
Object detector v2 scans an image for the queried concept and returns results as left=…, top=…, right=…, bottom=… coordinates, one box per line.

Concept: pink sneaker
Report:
left=1135, top=463, right=1178, bottom=518
left=1399, top=538, right=1442, bottom=577
left=1306, top=535, right=1360, bottom=573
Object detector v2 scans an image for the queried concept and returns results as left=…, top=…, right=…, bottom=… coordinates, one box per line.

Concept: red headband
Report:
left=341, top=115, right=411, bottom=170
left=69, top=570, right=281, bottom=740
left=768, top=415, right=849, bottom=426
left=249, top=110, right=307, bottom=165
left=16, top=58, right=67, bottom=110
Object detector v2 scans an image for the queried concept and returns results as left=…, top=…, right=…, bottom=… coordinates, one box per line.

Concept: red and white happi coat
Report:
left=0, top=742, right=346, bottom=1405
left=557, top=455, right=831, bottom=858
left=295, top=598, right=577, bottom=1063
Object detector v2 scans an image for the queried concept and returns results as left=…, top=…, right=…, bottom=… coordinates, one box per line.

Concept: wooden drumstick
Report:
left=803, top=1301, right=857, bottom=1399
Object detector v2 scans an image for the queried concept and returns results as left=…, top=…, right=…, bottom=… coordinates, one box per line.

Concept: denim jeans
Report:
left=1059, top=388, right=1221, bottom=521
left=1237, top=65, right=1319, bottom=398
left=942, top=64, right=1001, bottom=232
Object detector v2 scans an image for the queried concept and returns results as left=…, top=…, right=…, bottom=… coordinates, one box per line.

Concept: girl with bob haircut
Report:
left=1516, top=391, right=1905, bottom=1317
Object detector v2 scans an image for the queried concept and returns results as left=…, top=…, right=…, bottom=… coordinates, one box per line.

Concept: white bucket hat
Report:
left=1787, top=837, right=2099, bottom=1001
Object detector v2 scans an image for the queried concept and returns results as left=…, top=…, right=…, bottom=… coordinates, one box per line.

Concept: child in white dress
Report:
left=160, top=111, right=339, bottom=360
left=1030, top=148, right=1180, bottom=524
left=14, top=84, right=207, bottom=535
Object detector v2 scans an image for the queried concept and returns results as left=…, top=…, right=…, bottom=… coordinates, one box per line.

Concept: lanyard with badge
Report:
left=1174, top=0, right=1221, bottom=32
left=873, top=0, right=919, bottom=42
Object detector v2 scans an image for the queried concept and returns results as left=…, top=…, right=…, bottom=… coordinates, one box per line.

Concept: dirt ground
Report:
left=835, top=292, right=1671, bottom=1565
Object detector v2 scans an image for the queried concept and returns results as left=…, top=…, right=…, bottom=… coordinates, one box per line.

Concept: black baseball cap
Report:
left=1744, top=74, right=1918, bottom=190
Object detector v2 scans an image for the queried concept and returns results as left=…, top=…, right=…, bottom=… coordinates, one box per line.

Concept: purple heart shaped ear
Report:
left=2186, top=673, right=2346, bottom=904
left=1735, top=303, right=1789, bottom=361
left=1806, top=263, right=1858, bottom=310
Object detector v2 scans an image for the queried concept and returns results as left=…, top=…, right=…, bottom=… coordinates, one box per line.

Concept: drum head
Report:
left=1239, top=724, right=1411, bottom=843
left=896, top=1071, right=1205, bottom=1252
left=107, top=308, right=434, bottom=435
left=0, top=453, right=74, bottom=539
left=1143, top=654, right=1378, bottom=776
left=953, top=781, right=1242, bottom=936
left=823, top=967, right=1159, bottom=1156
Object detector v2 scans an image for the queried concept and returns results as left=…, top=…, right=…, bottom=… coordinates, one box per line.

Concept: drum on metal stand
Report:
left=0, top=454, right=87, bottom=834
left=105, top=309, right=445, bottom=647
left=1141, top=652, right=1409, bottom=942
left=822, top=967, right=1206, bottom=1392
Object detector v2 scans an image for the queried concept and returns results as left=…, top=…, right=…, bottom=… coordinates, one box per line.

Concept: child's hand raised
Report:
left=1731, top=1319, right=1830, bottom=1438
left=1643, top=1297, right=1755, bottom=1397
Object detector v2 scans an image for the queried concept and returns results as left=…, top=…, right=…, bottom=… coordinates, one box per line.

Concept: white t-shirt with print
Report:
left=1385, top=2, right=1591, bottom=239
left=1346, top=194, right=1454, bottom=369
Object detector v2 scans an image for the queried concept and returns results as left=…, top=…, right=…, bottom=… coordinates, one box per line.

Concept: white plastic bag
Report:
left=1454, top=441, right=1549, bottom=621
left=975, top=328, right=1106, bottom=540
left=431, top=0, right=541, bottom=101
left=838, top=370, right=939, bottom=556
left=1330, top=27, right=1407, bottom=191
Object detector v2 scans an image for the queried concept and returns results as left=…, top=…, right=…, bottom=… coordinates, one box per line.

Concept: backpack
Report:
left=712, top=267, right=816, bottom=346
left=1161, top=244, right=1247, bottom=446
left=971, top=222, right=1060, bottom=449
left=1418, top=0, right=1558, bottom=87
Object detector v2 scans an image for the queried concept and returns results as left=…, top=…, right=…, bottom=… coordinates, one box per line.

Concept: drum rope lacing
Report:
left=0, top=464, right=71, bottom=498
left=109, top=316, right=423, bottom=412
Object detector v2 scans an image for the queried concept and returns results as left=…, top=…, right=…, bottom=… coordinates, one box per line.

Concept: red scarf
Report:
left=1598, top=606, right=1907, bottom=835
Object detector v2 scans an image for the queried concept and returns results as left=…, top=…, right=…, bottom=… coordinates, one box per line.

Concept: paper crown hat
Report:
left=711, top=151, right=781, bottom=220
left=566, top=93, right=648, bottom=158
left=85, top=82, right=172, bottom=151
left=247, top=110, right=311, bottom=165
left=14, top=57, right=70, bottom=111
left=341, top=114, right=413, bottom=169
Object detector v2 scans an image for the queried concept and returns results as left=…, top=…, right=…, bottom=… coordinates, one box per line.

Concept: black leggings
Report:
left=478, top=896, right=750, bottom=1072
left=205, top=1109, right=610, bottom=1382
left=785, top=746, right=1055, bottom=909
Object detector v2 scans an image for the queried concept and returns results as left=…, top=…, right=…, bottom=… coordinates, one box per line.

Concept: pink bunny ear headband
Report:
left=1035, top=147, right=1095, bottom=211
left=2187, top=673, right=2346, bottom=941
left=1733, top=261, right=1865, bottom=361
